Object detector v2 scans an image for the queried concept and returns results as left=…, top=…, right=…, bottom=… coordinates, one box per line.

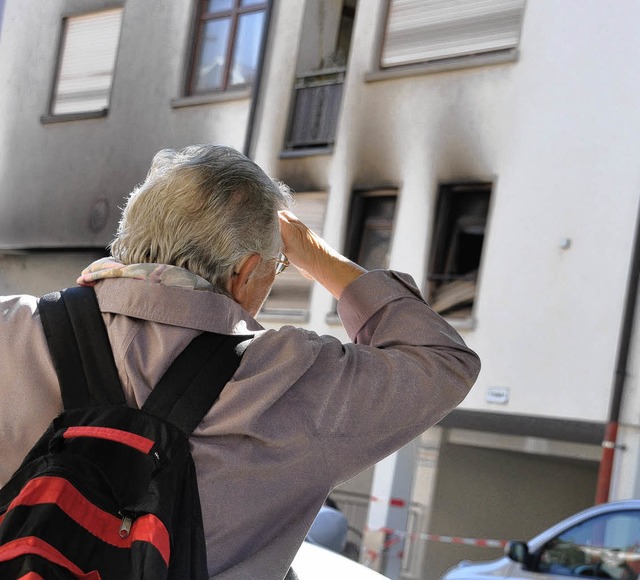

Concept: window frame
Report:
left=282, top=1, right=355, bottom=155
left=344, top=188, right=399, bottom=271
left=426, top=181, right=491, bottom=322
left=42, top=6, right=124, bottom=124
left=0, top=0, right=5, bottom=38
left=186, top=0, right=269, bottom=96
left=259, top=191, right=329, bottom=321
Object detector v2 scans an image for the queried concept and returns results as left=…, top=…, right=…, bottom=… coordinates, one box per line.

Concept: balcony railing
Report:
left=285, top=69, right=345, bottom=150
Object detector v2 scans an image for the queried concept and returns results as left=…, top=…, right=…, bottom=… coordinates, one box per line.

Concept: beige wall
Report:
left=426, top=441, right=598, bottom=579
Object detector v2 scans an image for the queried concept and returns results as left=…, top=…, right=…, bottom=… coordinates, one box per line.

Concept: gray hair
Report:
left=110, top=144, right=292, bottom=294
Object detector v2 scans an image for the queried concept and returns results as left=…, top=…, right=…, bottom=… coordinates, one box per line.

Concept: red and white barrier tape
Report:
left=363, top=530, right=508, bottom=566
left=365, top=527, right=509, bottom=550
left=364, top=496, right=509, bottom=561
left=421, top=534, right=508, bottom=549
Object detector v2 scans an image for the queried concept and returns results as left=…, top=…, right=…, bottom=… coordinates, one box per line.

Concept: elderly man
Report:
left=0, top=145, right=480, bottom=579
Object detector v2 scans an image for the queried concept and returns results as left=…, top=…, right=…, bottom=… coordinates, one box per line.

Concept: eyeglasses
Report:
left=274, top=253, right=290, bottom=275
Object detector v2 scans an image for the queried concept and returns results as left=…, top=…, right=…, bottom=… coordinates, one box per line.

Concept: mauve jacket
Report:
left=0, top=269, right=480, bottom=579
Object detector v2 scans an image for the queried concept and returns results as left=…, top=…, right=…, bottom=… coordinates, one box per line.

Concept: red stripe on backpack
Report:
left=0, top=536, right=101, bottom=578
left=0, top=476, right=170, bottom=565
left=63, top=425, right=155, bottom=454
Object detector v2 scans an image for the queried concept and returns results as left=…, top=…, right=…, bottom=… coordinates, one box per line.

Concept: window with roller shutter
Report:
left=46, top=7, right=123, bottom=119
left=380, top=0, right=525, bottom=71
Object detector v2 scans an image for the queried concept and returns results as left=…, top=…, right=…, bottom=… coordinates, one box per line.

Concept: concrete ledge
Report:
left=439, top=409, right=606, bottom=445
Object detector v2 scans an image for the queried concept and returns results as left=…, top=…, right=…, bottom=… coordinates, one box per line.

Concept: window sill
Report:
left=279, top=146, right=333, bottom=159
left=364, top=49, right=519, bottom=83
left=325, top=311, right=474, bottom=330
left=171, top=89, right=252, bottom=109
left=257, top=309, right=310, bottom=324
left=445, top=316, right=477, bottom=331
left=40, top=109, right=108, bottom=124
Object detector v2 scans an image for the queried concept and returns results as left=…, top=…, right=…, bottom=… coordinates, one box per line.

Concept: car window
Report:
left=537, top=510, right=640, bottom=578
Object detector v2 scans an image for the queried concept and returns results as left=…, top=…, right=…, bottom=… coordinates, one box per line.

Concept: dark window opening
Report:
left=346, top=190, right=397, bottom=271
left=427, top=183, right=491, bottom=319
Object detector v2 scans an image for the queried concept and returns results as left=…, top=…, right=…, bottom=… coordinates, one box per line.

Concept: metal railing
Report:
left=285, top=69, right=345, bottom=149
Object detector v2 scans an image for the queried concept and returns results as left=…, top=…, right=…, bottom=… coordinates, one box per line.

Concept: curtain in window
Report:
left=381, top=0, right=525, bottom=68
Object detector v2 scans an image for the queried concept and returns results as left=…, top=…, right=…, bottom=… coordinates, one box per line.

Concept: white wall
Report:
left=257, top=0, right=640, bottom=425
left=3, top=0, right=639, bottom=428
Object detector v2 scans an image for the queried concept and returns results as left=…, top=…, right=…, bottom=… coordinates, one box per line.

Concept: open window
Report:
left=46, top=7, right=123, bottom=119
left=284, top=0, right=356, bottom=152
left=427, top=183, right=491, bottom=319
left=260, top=192, right=328, bottom=318
left=345, top=189, right=398, bottom=270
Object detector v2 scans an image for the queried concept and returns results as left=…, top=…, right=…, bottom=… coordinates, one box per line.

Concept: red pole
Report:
left=595, top=422, right=619, bottom=504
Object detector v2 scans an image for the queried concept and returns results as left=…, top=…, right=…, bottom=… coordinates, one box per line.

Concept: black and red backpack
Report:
left=0, top=286, right=249, bottom=579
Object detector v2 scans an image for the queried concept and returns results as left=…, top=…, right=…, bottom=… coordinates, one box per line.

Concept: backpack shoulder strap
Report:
left=142, top=332, right=252, bottom=435
left=39, top=286, right=126, bottom=409
left=40, top=285, right=252, bottom=432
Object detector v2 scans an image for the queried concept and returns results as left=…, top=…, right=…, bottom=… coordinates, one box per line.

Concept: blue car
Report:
left=443, top=500, right=640, bottom=579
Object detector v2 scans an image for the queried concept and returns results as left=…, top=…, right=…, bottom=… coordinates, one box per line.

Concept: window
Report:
left=345, top=189, right=397, bottom=270
left=261, top=192, right=328, bottom=317
left=188, top=0, right=268, bottom=95
left=380, top=0, right=525, bottom=70
left=537, top=510, right=640, bottom=578
left=427, top=183, right=490, bottom=319
left=49, top=8, right=123, bottom=116
left=284, top=0, right=356, bottom=151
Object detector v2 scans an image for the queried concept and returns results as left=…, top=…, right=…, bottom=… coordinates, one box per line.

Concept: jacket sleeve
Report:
left=294, top=270, right=481, bottom=486
left=0, top=295, right=62, bottom=486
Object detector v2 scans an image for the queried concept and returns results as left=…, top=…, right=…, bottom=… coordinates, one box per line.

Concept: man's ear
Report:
left=227, top=254, right=262, bottom=304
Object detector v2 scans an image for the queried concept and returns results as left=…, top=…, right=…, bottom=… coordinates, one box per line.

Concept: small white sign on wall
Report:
left=486, top=387, right=510, bottom=405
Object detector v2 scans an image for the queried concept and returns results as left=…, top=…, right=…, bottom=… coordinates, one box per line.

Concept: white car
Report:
left=292, top=542, right=388, bottom=579
left=443, top=500, right=640, bottom=579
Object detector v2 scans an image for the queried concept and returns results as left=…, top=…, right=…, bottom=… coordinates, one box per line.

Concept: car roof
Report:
left=292, top=542, right=388, bottom=579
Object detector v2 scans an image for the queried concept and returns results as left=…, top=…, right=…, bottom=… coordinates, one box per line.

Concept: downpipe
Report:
left=595, top=199, right=640, bottom=504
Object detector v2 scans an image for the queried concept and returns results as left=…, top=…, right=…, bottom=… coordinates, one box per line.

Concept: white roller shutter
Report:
left=381, top=0, right=525, bottom=68
left=52, top=7, right=123, bottom=115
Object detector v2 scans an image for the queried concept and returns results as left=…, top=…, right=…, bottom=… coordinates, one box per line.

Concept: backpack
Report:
left=0, top=286, right=250, bottom=579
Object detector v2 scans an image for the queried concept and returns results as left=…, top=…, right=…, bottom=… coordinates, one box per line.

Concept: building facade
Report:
left=1, top=1, right=639, bottom=578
